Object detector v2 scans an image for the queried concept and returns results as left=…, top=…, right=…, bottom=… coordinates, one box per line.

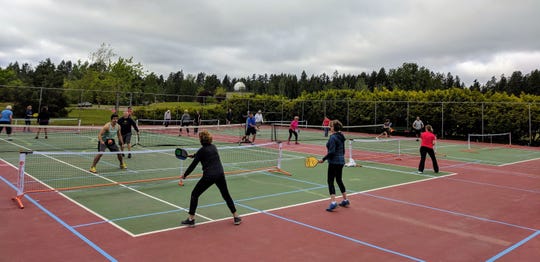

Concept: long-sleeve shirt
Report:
left=183, top=144, right=224, bottom=179
left=118, top=116, right=139, bottom=134
left=322, top=132, right=346, bottom=165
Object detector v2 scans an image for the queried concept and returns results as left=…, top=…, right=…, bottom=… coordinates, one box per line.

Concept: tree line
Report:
left=1, top=44, right=539, bottom=117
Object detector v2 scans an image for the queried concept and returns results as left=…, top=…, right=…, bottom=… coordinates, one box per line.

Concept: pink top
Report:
left=322, top=117, right=330, bottom=127
left=420, top=131, right=436, bottom=149
left=290, top=119, right=299, bottom=130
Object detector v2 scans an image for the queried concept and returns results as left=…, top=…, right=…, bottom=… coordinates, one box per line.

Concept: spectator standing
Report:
left=164, top=110, right=171, bottom=127
left=412, top=116, right=424, bottom=141
left=193, top=110, right=201, bottom=134
left=179, top=110, right=191, bottom=136
left=254, top=110, right=264, bottom=129
left=322, top=116, right=331, bottom=137
left=226, top=108, right=233, bottom=125
left=24, top=105, right=33, bottom=133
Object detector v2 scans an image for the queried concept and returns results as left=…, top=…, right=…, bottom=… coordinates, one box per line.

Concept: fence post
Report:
left=441, top=102, right=444, bottom=139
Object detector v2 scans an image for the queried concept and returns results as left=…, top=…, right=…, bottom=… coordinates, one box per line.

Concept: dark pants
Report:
left=180, top=122, right=190, bottom=134
left=0, top=121, right=11, bottom=134
left=288, top=129, right=298, bottom=142
left=418, top=146, right=439, bottom=173
left=188, top=175, right=236, bottom=215
left=414, top=128, right=422, bottom=138
left=327, top=163, right=345, bottom=195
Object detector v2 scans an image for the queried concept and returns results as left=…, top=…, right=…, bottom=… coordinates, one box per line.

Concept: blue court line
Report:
left=445, top=177, right=540, bottom=194
left=236, top=202, right=425, bottom=262
left=72, top=185, right=327, bottom=228
left=0, top=176, right=117, bottom=262
left=362, top=192, right=538, bottom=232
left=486, top=230, right=540, bottom=262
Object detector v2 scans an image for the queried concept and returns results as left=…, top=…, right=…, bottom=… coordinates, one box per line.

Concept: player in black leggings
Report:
left=180, top=130, right=242, bottom=227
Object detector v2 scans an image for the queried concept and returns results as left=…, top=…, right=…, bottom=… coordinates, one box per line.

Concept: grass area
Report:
left=68, top=102, right=216, bottom=125
left=68, top=107, right=116, bottom=126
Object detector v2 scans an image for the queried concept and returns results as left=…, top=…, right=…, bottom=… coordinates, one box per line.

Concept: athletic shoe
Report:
left=417, top=171, right=423, bottom=174
left=338, top=199, right=350, bottom=207
left=35, top=136, right=38, bottom=139
left=89, top=166, right=97, bottom=173
left=45, top=136, right=48, bottom=139
left=181, top=218, right=195, bottom=227
left=120, top=162, right=127, bottom=169
left=122, top=153, right=125, bottom=157
left=234, top=216, right=242, bottom=225
left=326, top=202, right=338, bottom=212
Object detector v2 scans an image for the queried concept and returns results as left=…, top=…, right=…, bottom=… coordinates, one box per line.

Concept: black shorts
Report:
left=245, top=126, right=257, bottom=136
left=98, top=140, right=119, bottom=152
left=122, top=133, right=132, bottom=144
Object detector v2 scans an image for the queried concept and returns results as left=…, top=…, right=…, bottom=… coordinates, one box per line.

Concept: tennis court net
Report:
left=0, top=123, right=246, bottom=152
left=467, top=132, right=512, bottom=151
left=270, top=123, right=383, bottom=142
left=137, top=119, right=220, bottom=126
left=345, top=137, right=419, bottom=166
left=12, top=142, right=289, bottom=208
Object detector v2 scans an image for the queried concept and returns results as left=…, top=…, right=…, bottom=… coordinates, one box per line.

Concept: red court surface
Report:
left=1, top=144, right=539, bottom=261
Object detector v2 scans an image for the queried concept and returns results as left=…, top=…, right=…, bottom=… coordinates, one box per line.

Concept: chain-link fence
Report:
left=3, top=86, right=539, bottom=145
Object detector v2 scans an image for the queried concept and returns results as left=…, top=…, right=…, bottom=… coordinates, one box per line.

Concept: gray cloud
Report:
left=1, top=0, right=539, bottom=86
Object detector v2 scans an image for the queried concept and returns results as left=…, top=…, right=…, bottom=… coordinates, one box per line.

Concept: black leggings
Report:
left=188, top=175, right=237, bottom=215
left=418, top=146, right=439, bottom=173
left=288, top=129, right=298, bottom=142
left=327, top=163, right=345, bottom=195
left=0, top=122, right=12, bottom=135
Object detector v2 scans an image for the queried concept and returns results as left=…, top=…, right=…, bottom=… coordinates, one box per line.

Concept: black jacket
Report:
left=184, top=144, right=224, bottom=178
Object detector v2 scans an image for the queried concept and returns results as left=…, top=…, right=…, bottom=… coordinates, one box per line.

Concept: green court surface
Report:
left=58, top=153, right=434, bottom=235
left=1, top=127, right=539, bottom=236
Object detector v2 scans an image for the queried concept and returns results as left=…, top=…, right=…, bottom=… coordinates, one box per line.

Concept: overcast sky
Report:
left=1, top=0, right=539, bottom=86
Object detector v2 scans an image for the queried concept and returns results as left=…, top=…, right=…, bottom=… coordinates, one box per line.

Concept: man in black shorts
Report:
left=118, top=111, right=140, bottom=158
left=89, top=114, right=126, bottom=173
left=241, top=112, right=257, bottom=144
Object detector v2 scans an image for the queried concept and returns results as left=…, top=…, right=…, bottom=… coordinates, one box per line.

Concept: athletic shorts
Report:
left=245, top=126, right=257, bottom=136
left=122, top=133, right=132, bottom=144
left=98, top=140, right=120, bottom=152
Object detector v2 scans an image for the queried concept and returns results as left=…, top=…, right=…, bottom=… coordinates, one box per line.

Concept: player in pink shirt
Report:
left=288, top=116, right=300, bottom=145
left=418, top=125, right=439, bottom=174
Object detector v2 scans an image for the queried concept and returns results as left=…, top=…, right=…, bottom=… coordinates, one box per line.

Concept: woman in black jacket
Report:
left=180, top=130, right=242, bottom=227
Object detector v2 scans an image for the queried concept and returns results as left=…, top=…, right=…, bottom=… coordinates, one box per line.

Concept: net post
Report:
left=277, top=141, right=283, bottom=169
left=395, top=139, right=402, bottom=160
left=467, top=134, right=471, bottom=150
left=345, top=139, right=358, bottom=167
left=13, top=151, right=31, bottom=209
